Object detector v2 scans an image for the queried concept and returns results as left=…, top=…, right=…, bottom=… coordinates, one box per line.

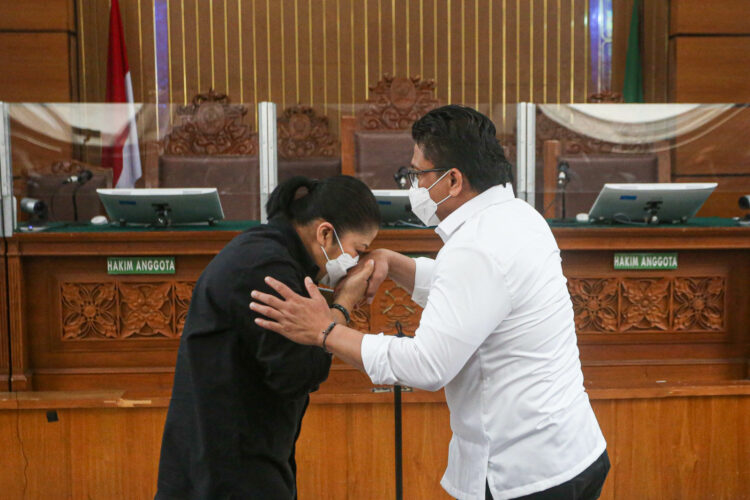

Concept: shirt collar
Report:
left=435, top=183, right=516, bottom=242
left=268, top=215, right=320, bottom=278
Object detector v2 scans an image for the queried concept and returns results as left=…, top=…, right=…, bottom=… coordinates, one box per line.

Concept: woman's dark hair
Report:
left=411, top=105, right=514, bottom=192
left=266, top=175, right=381, bottom=232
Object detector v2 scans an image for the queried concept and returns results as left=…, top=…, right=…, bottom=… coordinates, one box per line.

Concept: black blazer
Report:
left=156, top=217, right=331, bottom=500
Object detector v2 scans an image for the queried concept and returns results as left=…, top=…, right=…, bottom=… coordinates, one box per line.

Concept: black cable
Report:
left=72, top=182, right=83, bottom=222
left=612, top=213, right=649, bottom=226
left=394, top=321, right=404, bottom=500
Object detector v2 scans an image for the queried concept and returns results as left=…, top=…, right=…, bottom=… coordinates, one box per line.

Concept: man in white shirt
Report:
left=250, top=105, right=609, bottom=500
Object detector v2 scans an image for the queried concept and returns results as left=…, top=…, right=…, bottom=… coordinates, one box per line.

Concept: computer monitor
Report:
left=97, top=188, right=225, bottom=226
left=371, top=189, right=422, bottom=226
left=587, top=183, right=717, bottom=224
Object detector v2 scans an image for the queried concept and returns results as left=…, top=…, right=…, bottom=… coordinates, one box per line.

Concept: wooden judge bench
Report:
left=1, top=82, right=749, bottom=499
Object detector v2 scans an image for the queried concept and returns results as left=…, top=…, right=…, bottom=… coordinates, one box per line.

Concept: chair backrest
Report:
left=277, top=105, right=341, bottom=182
left=155, top=89, right=260, bottom=220
left=341, top=74, right=439, bottom=189
left=20, top=159, right=112, bottom=222
left=538, top=92, right=671, bottom=218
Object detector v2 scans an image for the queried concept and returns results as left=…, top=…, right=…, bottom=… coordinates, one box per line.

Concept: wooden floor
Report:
left=1, top=388, right=748, bottom=499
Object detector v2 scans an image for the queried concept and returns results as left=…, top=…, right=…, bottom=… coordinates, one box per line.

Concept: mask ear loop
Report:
left=427, top=169, right=452, bottom=191
left=332, top=226, right=346, bottom=255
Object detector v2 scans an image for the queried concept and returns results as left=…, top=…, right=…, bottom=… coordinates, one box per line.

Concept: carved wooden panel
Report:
left=163, top=89, right=259, bottom=155
left=61, top=283, right=118, bottom=340
left=357, top=74, right=439, bottom=131
left=568, top=278, right=619, bottom=333
left=174, top=281, right=195, bottom=334
left=60, top=281, right=196, bottom=340
left=119, top=283, right=174, bottom=338
left=672, top=277, right=725, bottom=331
left=620, top=278, right=671, bottom=331
left=370, top=281, right=422, bottom=335
left=567, top=276, right=726, bottom=333
left=341, top=280, right=423, bottom=336
left=277, top=105, right=338, bottom=159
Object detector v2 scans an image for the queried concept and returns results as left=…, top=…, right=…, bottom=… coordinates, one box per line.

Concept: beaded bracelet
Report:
left=330, top=303, right=351, bottom=325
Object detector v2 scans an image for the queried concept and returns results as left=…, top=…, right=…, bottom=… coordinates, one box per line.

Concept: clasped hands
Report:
left=249, top=249, right=392, bottom=347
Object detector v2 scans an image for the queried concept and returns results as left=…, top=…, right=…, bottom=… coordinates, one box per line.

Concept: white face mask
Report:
left=408, top=170, right=452, bottom=226
left=319, top=226, right=359, bottom=288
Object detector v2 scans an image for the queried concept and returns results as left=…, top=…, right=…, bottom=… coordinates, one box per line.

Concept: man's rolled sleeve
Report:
left=361, top=333, right=398, bottom=386
left=411, top=257, right=436, bottom=307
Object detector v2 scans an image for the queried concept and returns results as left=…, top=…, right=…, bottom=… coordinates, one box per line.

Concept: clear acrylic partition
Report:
left=308, top=94, right=519, bottom=194
left=6, top=99, right=272, bottom=232
left=4, top=94, right=527, bottom=232
left=528, top=103, right=750, bottom=222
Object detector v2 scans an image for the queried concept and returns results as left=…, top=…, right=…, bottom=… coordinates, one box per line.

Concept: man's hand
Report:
left=349, top=248, right=392, bottom=304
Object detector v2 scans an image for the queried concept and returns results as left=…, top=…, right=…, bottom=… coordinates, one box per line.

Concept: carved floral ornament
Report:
left=60, top=275, right=723, bottom=341
left=568, top=276, right=725, bottom=333
left=163, top=88, right=259, bottom=156
left=277, top=105, right=338, bottom=159
left=358, top=74, right=440, bottom=130
left=61, top=281, right=195, bottom=340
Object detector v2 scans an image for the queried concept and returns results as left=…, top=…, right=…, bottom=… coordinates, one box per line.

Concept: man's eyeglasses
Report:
left=404, top=168, right=449, bottom=188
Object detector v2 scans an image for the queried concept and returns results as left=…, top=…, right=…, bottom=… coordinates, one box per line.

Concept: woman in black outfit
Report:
left=155, top=175, right=381, bottom=499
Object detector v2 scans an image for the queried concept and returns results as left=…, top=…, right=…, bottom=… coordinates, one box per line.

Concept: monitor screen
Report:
left=587, top=183, right=717, bottom=224
left=97, top=188, right=225, bottom=225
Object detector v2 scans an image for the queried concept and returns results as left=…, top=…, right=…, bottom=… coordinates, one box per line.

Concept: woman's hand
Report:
left=334, top=259, right=377, bottom=310
left=250, top=261, right=374, bottom=346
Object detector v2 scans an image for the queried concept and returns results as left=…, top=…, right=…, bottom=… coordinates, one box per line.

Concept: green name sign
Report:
left=614, top=252, right=678, bottom=270
left=107, top=257, right=176, bottom=275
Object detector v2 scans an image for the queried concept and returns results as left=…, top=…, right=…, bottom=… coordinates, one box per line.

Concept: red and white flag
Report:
left=102, top=0, right=142, bottom=188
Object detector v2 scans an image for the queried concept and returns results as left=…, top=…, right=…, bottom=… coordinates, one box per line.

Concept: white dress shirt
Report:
left=361, top=184, right=606, bottom=500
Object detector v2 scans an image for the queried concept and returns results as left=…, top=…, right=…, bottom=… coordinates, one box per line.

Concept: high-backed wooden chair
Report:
left=341, top=74, right=439, bottom=189
left=539, top=91, right=670, bottom=218
left=277, top=105, right=340, bottom=182
left=148, top=89, right=261, bottom=220
left=16, top=159, right=112, bottom=222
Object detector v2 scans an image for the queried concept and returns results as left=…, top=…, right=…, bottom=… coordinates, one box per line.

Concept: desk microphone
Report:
left=393, top=166, right=410, bottom=189
left=63, top=170, right=93, bottom=185
left=63, top=169, right=93, bottom=222
left=557, top=162, right=570, bottom=187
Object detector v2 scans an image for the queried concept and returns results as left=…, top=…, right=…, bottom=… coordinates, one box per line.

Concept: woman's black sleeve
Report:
left=234, top=261, right=332, bottom=399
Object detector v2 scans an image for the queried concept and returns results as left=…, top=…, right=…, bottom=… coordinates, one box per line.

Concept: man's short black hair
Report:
left=411, top=105, right=513, bottom=193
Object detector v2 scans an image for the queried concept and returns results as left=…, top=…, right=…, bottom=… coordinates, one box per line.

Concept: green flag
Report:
left=623, top=0, right=643, bottom=102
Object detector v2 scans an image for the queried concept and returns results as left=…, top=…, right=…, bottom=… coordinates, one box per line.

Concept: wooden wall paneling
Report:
left=0, top=407, right=73, bottom=498
left=76, top=0, right=603, bottom=139
left=0, top=0, right=75, bottom=31
left=7, top=241, right=30, bottom=390
left=591, top=396, right=750, bottom=499
left=670, top=37, right=750, bottom=103
left=670, top=0, right=750, bottom=36
left=1, top=394, right=748, bottom=499
left=402, top=402, right=453, bottom=499
left=673, top=107, right=750, bottom=177
left=0, top=33, right=73, bottom=102
left=0, top=241, right=8, bottom=392
left=69, top=408, right=165, bottom=498
left=673, top=176, right=750, bottom=219
left=296, top=403, right=396, bottom=499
